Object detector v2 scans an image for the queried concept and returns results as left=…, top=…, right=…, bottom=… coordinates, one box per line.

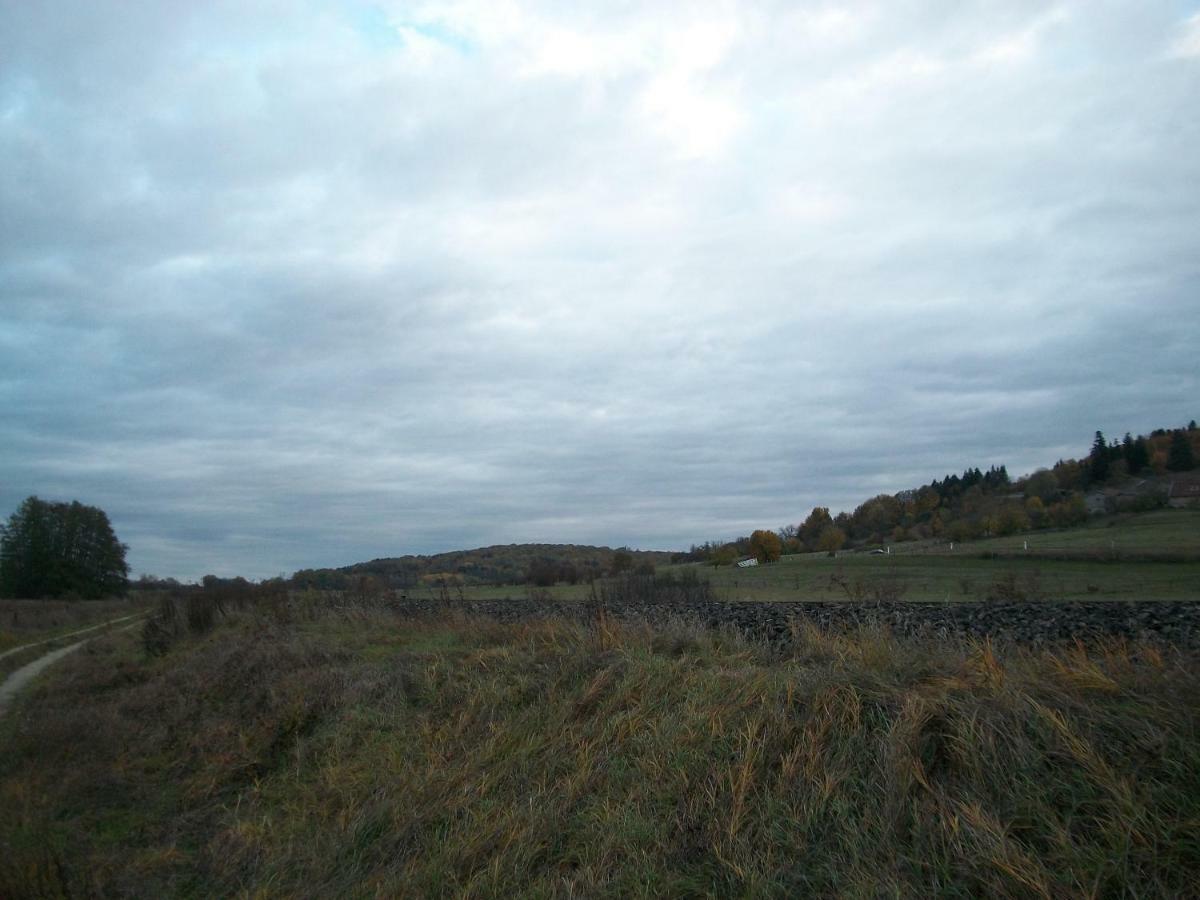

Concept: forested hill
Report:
left=683, top=420, right=1200, bottom=563
left=292, top=544, right=675, bottom=590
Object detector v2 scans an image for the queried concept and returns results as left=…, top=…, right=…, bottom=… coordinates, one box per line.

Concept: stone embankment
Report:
left=386, top=597, right=1200, bottom=645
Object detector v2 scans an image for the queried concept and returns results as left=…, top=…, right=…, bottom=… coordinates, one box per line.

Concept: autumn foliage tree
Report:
left=711, top=422, right=1188, bottom=561
left=749, top=530, right=783, bottom=563
left=1023, top=469, right=1059, bottom=503
left=798, top=507, right=833, bottom=550
left=710, top=546, right=736, bottom=568
left=816, top=526, right=847, bottom=552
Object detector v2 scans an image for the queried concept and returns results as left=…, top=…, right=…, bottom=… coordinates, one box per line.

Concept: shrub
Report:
left=588, top=570, right=713, bottom=606
left=985, top=569, right=1046, bottom=602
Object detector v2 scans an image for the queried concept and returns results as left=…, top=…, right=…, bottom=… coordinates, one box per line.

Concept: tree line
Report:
left=291, top=543, right=672, bottom=592
left=1078, top=423, right=1197, bottom=485
left=682, top=421, right=1199, bottom=566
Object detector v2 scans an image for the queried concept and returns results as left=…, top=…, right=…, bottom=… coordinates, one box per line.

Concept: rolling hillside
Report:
left=292, top=543, right=675, bottom=590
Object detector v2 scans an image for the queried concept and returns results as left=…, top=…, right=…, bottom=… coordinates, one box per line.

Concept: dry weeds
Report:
left=1, top=594, right=1197, bottom=897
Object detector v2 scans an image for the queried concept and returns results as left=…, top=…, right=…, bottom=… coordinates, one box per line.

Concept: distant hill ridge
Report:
left=293, top=543, right=674, bottom=590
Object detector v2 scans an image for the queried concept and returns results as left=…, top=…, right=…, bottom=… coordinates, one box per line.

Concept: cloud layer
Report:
left=3, top=1, right=1198, bottom=579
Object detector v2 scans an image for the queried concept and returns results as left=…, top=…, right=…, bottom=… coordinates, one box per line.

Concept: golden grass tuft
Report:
left=1, top=600, right=1198, bottom=897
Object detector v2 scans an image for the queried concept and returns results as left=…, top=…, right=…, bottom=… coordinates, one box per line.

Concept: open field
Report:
left=2, top=598, right=1198, bottom=897
left=400, top=553, right=1200, bottom=605
left=711, top=509, right=1200, bottom=603
left=403, top=510, right=1200, bottom=605
left=671, top=554, right=1200, bottom=603
left=440, top=552, right=1200, bottom=605
left=902, top=509, right=1200, bottom=558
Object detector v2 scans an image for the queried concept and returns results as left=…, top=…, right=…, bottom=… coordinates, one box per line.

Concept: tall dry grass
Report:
left=0, top=597, right=146, bottom=650
left=1, top=596, right=1198, bottom=897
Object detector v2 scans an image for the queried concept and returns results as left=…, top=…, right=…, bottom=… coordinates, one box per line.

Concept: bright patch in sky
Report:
left=1169, top=11, right=1200, bottom=58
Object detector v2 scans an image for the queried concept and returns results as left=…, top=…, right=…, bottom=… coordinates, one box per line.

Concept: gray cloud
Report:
left=2, top=1, right=1198, bottom=579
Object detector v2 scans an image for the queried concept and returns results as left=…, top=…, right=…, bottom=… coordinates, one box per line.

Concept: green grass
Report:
left=415, top=510, right=1200, bottom=604
left=415, top=554, right=1200, bottom=604
left=2, top=600, right=1199, bottom=897
left=669, top=553, right=1200, bottom=602
left=407, top=581, right=597, bottom=603
left=925, top=508, right=1200, bottom=557
left=652, top=509, right=1200, bottom=603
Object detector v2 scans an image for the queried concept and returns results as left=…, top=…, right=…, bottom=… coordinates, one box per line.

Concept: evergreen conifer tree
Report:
left=1127, top=436, right=1151, bottom=473
left=1167, top=431, right=1196, bottom=472
left=1089, top=431, right=1110, bottom=481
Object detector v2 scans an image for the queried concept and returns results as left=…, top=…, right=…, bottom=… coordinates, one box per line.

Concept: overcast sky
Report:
left=2, top=2, right=1198, bottom=580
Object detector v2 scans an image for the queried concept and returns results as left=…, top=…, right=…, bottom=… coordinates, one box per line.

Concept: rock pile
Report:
left=387, top=596, right=1200, bottom=646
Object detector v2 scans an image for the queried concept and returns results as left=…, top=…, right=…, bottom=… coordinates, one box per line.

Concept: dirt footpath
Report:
left=0, top=618, right=143, bottom=715
left=0, top=613, right=143, bottom=662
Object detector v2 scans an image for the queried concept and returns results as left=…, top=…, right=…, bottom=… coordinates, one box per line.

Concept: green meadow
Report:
left=431, top=510, right=1200, bottom=604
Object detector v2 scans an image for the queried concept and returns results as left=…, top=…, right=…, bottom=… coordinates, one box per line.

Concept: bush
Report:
left=828, top=566, right=909, bottom=603
left=588, top=570, right=713, bottom=606
left=985, top=570, right=1046, bottom=602
left=1112, top=490, right=1168, bottom=514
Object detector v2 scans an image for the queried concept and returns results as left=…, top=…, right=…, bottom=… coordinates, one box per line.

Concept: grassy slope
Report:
left=675, top=553, right=1200, bottom=603
left=2, top=603, right=1199, bottom=897
left=926, top=509, right=1200, bottom=556
left=419, top=510, right=1200, bottom=604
